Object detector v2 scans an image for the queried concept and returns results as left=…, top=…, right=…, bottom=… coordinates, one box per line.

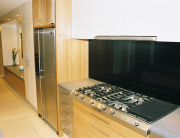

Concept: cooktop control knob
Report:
left=110, top=108, right=115, bottom=115
left=91, top=100, right=94, bottom=104
left=135, top=121, right=139, bottom=126
left=102, top=105, right=106, bottom=110
left=75, top=92, right=78, bottom=97
left=80, top=94, right=84, bottom=100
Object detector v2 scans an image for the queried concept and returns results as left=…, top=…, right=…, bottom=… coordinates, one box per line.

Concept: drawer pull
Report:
left=61, top=111, right=70, bottom=117
left=62, top=128, right=70, bottom=135
left=62, top=120, right=70, bottom=126
left=91, top=113, right=112, bottom=125
left=60, top=92, right=68, bottom=96
left=91, top=125, right=111, bottom=137
left=61, top=101, right=70, bottom=106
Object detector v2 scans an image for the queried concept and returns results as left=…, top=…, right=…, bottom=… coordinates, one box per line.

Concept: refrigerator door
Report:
left=34, top=28, right=57, bottom=131
left=41, top=28, right=57, bottom=130
left=34, top=29, right=43, bottom=116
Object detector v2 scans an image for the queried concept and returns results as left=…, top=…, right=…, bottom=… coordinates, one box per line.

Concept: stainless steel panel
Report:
left=95, top=36, right=157, bottom=41
left=34, top=29, right=42, bottom=116
left=41, top=28, right=57, bottom=130
left=61, top=124, right=74, bottom=138
left=149, top=132, right=164, bottom=138
left=34, top=27, right=57, bottom=131
left=59, top=87, right=71, bottom=95
left=61, top=115, right=74, bottom=132
left=59, top=88, right=73, bottom=103
left=60, top=98, right=73, bottom=113
left=60, top=107, right=74, bottom=123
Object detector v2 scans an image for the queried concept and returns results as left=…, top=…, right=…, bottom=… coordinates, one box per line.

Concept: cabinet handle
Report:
left=91, top=113, right=112, bottom=125
left=91, top=125, right=111, bottom=137
left=60, top=92, right=68, bottom=96
left=61, top=101, right=70, bottom=107
left=62, top=128, right=70, bottom=135
left=61, top=111, right=70, bottom=117
left=62, top=120, right=70, bottom=126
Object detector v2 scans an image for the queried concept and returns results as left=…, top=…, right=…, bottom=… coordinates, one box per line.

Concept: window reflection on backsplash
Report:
left=89, top=40, right=180, bottom=105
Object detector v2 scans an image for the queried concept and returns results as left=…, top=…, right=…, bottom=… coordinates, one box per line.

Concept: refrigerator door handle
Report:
left=38, top=29, right=44, bottom=119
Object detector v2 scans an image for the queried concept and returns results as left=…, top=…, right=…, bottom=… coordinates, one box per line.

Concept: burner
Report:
left=71, top=80, right=179, bottom=136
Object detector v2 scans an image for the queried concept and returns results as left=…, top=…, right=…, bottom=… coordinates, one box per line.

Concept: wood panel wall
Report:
left=0, top=32, right=4, bottom=76
left=56, top=0, right=89, bottom=136
left=89, top=40, right=114, bottom=78
left=56, top=0, right=88, bottom=83
left=32, top=0, right=53, bottom=27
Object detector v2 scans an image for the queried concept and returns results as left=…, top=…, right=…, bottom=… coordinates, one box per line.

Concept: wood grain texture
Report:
left=4, top=68, right=26, bottom=98
left=33, top=24, right=55, bottom=29
left=89, top=40, right=113, bottom=78
left=32, top=0, right=53, bottom=27
left=56, top=0, right=88, bottom=83
left=56, top=0, right=89, bottom=136
left=74, top=100, right=150, bottom=138
left=74, top=126, right=89, bottom=138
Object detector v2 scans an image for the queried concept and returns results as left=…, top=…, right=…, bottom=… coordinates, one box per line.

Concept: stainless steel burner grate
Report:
left=128, top=99, right=178, bottom=123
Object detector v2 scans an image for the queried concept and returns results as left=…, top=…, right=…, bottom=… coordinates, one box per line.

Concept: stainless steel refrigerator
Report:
left=34, top=27, right=57, bottom=131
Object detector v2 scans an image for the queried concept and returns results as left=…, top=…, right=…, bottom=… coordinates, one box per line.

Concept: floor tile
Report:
left=0, top=77, right=60, bottom=138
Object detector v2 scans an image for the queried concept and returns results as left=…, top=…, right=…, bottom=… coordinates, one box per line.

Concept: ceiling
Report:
left=0, top=0, right=29, bottom=17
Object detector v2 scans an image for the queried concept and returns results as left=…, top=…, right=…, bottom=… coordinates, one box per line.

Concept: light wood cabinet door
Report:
left=74, top=100, right=150, bottom=138
left=32, top=0, right=55, bottom=27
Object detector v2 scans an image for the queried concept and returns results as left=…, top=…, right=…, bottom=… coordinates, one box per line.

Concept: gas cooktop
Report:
left=71, top=83, right=178, bottom=136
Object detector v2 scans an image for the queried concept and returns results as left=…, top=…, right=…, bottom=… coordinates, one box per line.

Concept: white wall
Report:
left=1, top=24, right=20, bottom=66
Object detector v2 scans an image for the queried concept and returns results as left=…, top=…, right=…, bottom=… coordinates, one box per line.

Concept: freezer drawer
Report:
left=61, top=124, right=74, bottom=138
left=60, top=98, right=73, bottom=113
left=60, top=107, right=74, bottom=123
left=59, top=87, right=73, bottom=103
left=61, top=115, right=74, bottom=132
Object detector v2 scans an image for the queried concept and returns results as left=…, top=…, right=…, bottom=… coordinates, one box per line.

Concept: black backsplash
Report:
left=89, top=40, right=180, bottom=106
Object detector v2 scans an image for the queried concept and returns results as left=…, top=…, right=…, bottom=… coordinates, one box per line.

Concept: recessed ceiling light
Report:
left=17, top=15, right=19, bottom=16
left=7, top=19, right=10, bottom=20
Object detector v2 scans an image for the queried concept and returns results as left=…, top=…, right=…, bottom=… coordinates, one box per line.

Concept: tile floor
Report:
left=0, top=77, right=65, bottom=138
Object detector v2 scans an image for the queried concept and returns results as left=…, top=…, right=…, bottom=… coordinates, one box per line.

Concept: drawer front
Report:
left=74, top=108, right=122, bottom=138
left=61, top=124, right=74, bottom=138
left=59, top=87, right=73, bottom=103
left=61, top=115, right=74, bottom=132
left=74, top=100, right=149, bottom=138
left=60, top=98, right=73, bottom=113
left=74, top=126, right=89, bottom=138
left=60, top=107, right=74, bottom=123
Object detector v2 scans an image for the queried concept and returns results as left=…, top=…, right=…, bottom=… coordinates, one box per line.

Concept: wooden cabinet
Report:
left=74, top=100, right=149, bottom=138
left=32, top=0, right=55, bottom=27
left=157, top=0, right=180, bottom=42
left=4, top=68, right=26, bottom=98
